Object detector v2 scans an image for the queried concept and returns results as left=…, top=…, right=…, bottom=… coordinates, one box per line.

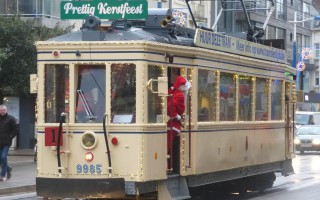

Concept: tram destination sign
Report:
left=194, top=29, right=287, bottom=64
left=61, top=0, right=148, bottom=20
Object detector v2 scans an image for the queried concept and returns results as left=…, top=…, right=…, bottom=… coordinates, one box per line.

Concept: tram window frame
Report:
left=238, top=75, right=253, bottom=121
left=75, top=65, right=106, bottom=123
left=186, top=68, right=192, bottom=122
left=147, top=65, right=164, bottom=123
left=219, top=72, right=236, bottom=121
left=110, top=63, right=136, bottom=124
left=271, top=79, right=283, bottom=120
left=44, top=64, right=69, bottom=123
left=197, top=69, right=217, bottom=122
left=255, top=78, right=268, bottom=121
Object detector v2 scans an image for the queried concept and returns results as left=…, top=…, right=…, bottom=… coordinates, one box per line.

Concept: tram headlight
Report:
left=81, top=131, right=98, bottom=150
left=85, top=152, right=94, bottom=162
left=294, top=138, right=300, bottom=145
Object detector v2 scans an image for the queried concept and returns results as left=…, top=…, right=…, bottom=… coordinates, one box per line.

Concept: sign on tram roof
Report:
left=60, top=0, right=148, bottom=20
left=194, top=28, right=287, bottom=64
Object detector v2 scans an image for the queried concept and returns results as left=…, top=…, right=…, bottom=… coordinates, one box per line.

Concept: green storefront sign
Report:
left=61, top=0, right=148, bottom=20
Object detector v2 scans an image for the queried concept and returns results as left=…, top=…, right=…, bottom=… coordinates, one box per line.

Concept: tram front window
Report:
left=75, top=65, right=106, bottom=123
left=45, top=64, right=69, bottom=123
left=111, top=63, right=136, bottom=123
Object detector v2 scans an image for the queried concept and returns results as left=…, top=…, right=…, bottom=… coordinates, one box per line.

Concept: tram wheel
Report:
left=258, top=188, right=266, bottom=194
left=300, top=150, right=304, bottom=154
left=238, top=183, right=247, bottom=197
left=259, top=189, right=266, bottom=194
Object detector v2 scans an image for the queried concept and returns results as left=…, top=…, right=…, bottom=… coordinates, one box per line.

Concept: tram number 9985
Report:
left=76, top=164, right=102, bottom=175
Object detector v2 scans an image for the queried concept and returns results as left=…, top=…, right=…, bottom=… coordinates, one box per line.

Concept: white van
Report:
left=295, top=111, right=320, bottom=130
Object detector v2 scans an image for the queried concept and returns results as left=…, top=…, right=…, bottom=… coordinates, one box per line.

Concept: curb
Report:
left=0, top=185, right=36, bottom=196
left=8, top=153, right=35, bottom=157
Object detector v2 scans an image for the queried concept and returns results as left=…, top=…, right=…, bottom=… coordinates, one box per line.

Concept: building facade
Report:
left=213, top=0, right=319, bottom=92
left=312, top=23, right=320, bottom=93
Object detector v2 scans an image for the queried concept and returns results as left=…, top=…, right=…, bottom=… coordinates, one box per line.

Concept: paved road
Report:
left=191, top=153, right=320, bottom=200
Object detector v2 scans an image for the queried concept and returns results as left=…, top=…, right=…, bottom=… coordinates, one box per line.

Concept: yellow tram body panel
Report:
left=188, top=123, right=286, bottom=174
left=36, top=125, right=168, bottom=181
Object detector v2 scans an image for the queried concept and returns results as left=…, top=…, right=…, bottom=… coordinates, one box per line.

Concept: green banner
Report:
left=61, top=0, right=148, bottom=20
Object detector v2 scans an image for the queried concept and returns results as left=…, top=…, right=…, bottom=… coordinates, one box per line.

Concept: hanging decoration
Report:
left=172, top=9, right=187, bottom=27
left=296, top=61, right=306, bottom=71
left=295, top=47, right=312, bottom=72
left=301, top=47, right=313, bottom=60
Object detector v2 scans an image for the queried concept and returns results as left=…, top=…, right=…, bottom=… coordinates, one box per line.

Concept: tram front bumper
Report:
left=36, top=177, right=125, bottom=199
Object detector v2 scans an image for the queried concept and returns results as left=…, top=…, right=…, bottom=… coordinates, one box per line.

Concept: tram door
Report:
left=285, top=83, right=295, bottom=158
left=167, top=67, right=191, bottom=173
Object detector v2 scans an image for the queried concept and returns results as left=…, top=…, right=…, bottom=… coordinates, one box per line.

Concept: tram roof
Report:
left=48, top=9, right=195, bottom=47
left=48, top=26, right=195, bottom=47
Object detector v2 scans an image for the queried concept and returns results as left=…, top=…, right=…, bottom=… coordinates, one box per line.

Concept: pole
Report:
left=319, top=60, right=320, bottom=92
left=293, top=11, right=300, bottom=90
left=157, top=0, right=162, bottom=8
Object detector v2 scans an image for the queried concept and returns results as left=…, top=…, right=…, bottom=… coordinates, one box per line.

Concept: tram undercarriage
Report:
left=37, top=160, right=292, bottom=200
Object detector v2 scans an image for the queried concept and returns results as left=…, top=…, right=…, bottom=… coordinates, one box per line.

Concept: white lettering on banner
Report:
left=195, top=29, right=286, bottom=63
left=63, top=2, right=144, bottom=18
left=64, top=3, right=95, bottom=15
left=199, top=30, right=231, bottom=48
left=97, top=3, right=143, bottom=18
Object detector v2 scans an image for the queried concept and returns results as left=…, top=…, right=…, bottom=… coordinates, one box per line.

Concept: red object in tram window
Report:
left=45, top=127, right=63, bottom=146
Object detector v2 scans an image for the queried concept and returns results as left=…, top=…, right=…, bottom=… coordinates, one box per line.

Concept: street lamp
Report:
left=289, top=12, right=320, bottom=91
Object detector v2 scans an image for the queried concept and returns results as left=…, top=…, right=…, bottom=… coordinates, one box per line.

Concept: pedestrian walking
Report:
left=0, top=105, right=17, bottom=181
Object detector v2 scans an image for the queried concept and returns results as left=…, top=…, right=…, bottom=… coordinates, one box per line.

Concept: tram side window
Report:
left=271, top=79, right=282, bottom=120
left=186, top=68, right=192, bottom=118
left=220, top=72, right=235, bottom=121
left=111, top=63, right=136, bottom=124
left=255, top=78, right=268, bottom=121
left=45, top=64, right=69, bottom=123
left=239, top=75, right=252, bottom=121
left=198, top=69, right=216, bottom=122
left=147, top=65, right=164, bottom=123
left=75, top=65, right=106, bottom=123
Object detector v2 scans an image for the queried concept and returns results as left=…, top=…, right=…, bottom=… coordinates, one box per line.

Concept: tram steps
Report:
left=158, top=174, right=191, bottom=200
left=172, top=195, right=192, bottom=200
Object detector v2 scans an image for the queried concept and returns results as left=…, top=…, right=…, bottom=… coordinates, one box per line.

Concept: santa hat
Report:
left=171, top=76, right=191, bottom=91
left=171, top=76, right=186, bottom=90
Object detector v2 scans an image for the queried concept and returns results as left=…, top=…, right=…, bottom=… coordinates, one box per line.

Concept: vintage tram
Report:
left=31, top=8, right=296, bottom=199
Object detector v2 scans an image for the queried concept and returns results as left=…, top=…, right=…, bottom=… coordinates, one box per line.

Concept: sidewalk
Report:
left=0, top=149, right=36, bottom=196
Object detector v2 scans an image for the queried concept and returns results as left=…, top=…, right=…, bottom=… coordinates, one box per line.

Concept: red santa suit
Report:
left=167, top=76, right=190, bottom=156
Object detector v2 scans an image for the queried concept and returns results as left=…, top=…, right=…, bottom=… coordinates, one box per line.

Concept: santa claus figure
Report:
left=167, top=76, right=191, bottom=170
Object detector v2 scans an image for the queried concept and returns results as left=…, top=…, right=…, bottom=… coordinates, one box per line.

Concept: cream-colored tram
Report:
left=32, top=10, right=296, bottom=200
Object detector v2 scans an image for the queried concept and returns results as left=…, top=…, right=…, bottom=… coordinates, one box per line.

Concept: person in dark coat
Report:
left=0, top=105, right=17, bottom=181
